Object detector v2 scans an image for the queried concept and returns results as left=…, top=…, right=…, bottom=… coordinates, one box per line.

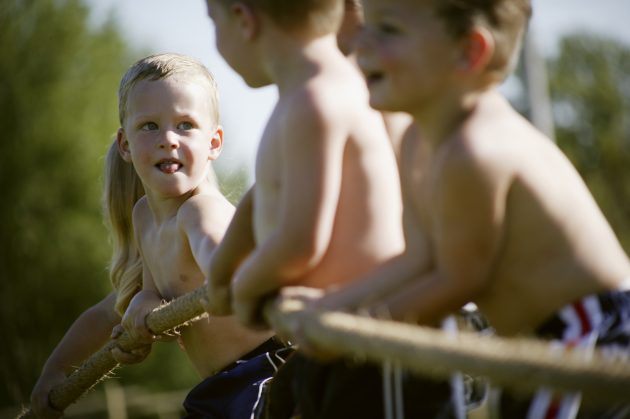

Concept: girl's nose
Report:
left=159, top=131, right=179, bottom=149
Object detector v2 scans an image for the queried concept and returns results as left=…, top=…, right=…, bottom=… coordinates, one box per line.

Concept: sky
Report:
left=82, top=0, right=630, bottom=175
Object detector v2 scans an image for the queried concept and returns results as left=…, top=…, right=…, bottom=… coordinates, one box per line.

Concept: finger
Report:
left=131, top=316, right=155, bottom=343
left=111, top=346, right=149, bottom=364
left=110, top=324, right=124, bottom=339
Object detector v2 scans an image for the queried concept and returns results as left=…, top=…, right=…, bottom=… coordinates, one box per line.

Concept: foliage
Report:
left=0, top=0, right=129, bottom=405
left=548, top=34, right=630, bottom=250
left=1, top=0, right=628, bottom=413
left=0, top=0, right=252, bottom=410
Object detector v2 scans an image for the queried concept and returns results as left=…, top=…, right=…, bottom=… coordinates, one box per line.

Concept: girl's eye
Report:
left=178, top=121, right=194, bottom=130
left=141, top=122, right=158, bottom=131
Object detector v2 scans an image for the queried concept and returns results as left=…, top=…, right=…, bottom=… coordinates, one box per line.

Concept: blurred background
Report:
left=1, top=0, right=629, bottom=417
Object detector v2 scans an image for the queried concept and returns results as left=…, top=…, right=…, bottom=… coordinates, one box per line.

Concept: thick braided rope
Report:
left=266, top=298, right=630, bottom=407
left=19, top=287, right=208, bottom=418
left=20, top=288, right=630, bottom=417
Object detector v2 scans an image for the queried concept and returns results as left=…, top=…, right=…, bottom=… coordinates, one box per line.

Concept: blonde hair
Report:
left=107, top=54, right=222, bottom=314
left=118, top=53, right=220, bottom=127
left=103, top=141, right=144, bottom=316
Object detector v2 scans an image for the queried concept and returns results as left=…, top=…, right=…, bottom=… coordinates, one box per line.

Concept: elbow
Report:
left=279, top=235, right=328, bottom=279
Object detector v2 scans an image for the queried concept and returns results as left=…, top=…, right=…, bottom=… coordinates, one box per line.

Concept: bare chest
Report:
left=399, top=138, right=436, bottom=232
left=139, top=224, right=202, bottom=298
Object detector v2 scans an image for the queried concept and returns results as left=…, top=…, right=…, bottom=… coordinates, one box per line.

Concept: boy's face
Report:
left=205, top=0, right=269, bottom=87
left=357, top=0, right=459, bottom=113
left=118, top=78, right=222, bottom=199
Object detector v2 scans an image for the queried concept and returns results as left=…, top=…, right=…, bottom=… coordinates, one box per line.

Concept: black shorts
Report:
left=262, top=352, right=454, bottom=419
left=183, top=338, right=291, bottom=419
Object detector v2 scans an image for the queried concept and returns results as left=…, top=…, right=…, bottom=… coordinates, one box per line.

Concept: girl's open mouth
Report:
left=156, top=159, right=182, bottom=174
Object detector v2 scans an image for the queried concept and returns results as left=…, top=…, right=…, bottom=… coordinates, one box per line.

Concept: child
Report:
left=302, top=0, right=630, bottom=417
left=30, top=142, right=148, bottom=419
left=114, top=53, right=286, bottom=419
left=337, top=0, right=413, bottom=159
left=203, top=1, right=457, bottom=417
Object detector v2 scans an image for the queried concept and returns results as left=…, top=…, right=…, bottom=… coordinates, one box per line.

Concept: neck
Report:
left=261, top=32, right=342, bottom=93
left=145, top=179, right=215, bottom=224
left=410, top=86, right=497, bottom=146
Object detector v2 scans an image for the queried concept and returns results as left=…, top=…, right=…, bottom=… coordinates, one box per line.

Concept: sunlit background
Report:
left=1, top=0, right=629, bottom=417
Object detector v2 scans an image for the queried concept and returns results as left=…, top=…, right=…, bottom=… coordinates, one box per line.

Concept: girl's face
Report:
left=356, top=0, right=459, bottom=114
left=118, top=78, right=222, bottom=201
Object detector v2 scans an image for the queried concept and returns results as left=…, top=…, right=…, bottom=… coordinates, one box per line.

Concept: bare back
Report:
left=254, top=53, right=404, bottom=290
left=409, top=92, right=630, bottom=336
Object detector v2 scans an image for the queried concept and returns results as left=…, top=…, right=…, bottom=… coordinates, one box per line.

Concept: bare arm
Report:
left=233, top=98, right=345, bottom=328
left=376, top=148, right=508, bottom=325
left=120, top=204, right=164, bottom=342
left=178, top=192, right=235, bottom=278
left=313, top=201, right=432, bottom=312
left=206, top=187, right=256, bottom=314
left=30, top=292, right=120, bottom=417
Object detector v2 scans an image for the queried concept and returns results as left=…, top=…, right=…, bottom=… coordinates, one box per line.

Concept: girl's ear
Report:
left=208, top=126, right=224, bottom=160
left=117, top=128, right=133, bottom=163
left=458, top=26, right=495, bottom=73
left=231, top=2, right=259, bottom=40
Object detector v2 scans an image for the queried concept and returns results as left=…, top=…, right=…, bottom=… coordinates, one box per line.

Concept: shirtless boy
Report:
left=202, top=0, right=434, bottom=417
left=306, top=0, right=630, bottom=416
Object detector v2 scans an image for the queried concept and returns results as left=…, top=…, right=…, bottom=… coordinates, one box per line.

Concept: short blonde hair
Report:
left=118, top=53, right=220, bottom=127
left=218, top=0, right=344, bottom=36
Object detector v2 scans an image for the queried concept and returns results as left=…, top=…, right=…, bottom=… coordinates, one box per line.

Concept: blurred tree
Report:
left=218, top=165, right=251, bottom=205
left=548, top=34, right=630, bottom=250
left=0, top=0, right=132, bottom=406
left=0, top=1, right=253, bottom=411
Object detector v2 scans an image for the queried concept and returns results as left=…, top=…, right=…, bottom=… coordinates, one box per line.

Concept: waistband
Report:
left=218, top=337, right=287, bottom=374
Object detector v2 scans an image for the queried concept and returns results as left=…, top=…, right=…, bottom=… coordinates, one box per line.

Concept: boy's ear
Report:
left=208, top=126, right=224, bottom=160
left=116, top=128, right=133, bottom=163
left=458, top=26, right=494, bottom=73
left=231, top=2, right=259, bottom=40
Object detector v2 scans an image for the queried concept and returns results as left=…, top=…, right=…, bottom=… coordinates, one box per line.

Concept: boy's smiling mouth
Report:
left=156, top=158, right=182, bottom=174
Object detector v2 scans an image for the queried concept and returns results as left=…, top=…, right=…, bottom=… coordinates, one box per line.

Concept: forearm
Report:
left=317, top=253, right=420, bottom=312
left=232, top=222, right=329, bottom=302
left=377, top=271, right=473, bottom=326
left=40, top=292, right=120, bottom=376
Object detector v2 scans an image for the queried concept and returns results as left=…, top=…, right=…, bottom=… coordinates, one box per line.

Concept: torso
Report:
left=405, top=94, right=630, bottom=336
left=135, top=195, right=271, bottom=377
left=254, top=61, right=404, bottom=289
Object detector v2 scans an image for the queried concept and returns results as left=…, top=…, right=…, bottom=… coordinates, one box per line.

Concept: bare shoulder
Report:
left=436, top=119, right=527, bottom=197
left=289, top=63, right=370, bottom=132
left=177, top=191, right=235, bottom=230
